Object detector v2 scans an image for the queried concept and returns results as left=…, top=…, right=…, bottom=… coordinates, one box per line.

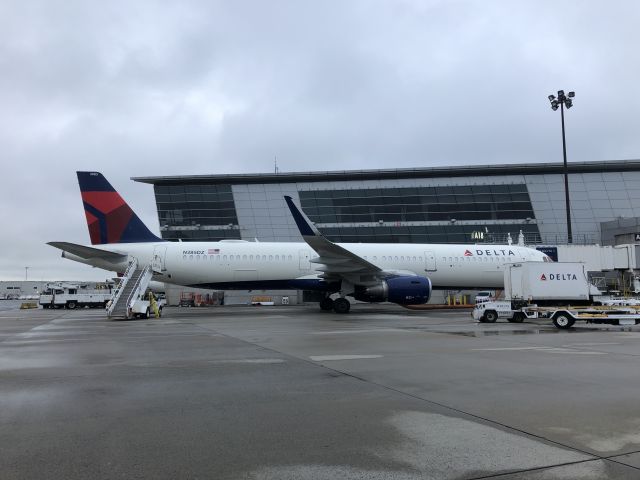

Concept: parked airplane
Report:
left=49, top=172, right=551, bottom=313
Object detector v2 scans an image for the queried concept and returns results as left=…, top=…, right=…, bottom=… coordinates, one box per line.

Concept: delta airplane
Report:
left=48, top=172, right=551, bottom=313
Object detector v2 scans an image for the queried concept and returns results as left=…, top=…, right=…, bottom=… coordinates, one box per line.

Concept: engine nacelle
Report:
left=353, top=276, right=432, bottom=305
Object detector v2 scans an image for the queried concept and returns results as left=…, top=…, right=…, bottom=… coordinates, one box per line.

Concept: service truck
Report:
left=39, top=283, right=112, bottom=309
left=473, top=262, right=640, bottom=329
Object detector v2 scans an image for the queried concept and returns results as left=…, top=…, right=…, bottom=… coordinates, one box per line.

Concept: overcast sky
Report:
left=1, top=0, right=639, bottom=281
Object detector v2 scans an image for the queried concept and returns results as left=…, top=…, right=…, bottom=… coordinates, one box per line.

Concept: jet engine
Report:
left=353, top=276, right=432, bottom=305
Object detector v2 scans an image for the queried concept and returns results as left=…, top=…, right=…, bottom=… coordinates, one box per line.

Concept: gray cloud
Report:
left=1, top=0, right=640, bottom=279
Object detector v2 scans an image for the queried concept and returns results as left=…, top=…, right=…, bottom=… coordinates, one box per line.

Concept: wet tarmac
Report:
left=2, top=304, right=640, bottom=479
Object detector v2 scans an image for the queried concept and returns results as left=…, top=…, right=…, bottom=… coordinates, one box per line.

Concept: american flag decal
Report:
left=208, top=248, right=220, bottom=254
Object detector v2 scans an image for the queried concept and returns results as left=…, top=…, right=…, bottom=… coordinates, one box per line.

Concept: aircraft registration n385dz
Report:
left=48, top=172, right=551, bottom=313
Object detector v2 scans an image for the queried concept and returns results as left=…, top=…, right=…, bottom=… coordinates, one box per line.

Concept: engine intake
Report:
left=354, top=276, right=432, bottom=305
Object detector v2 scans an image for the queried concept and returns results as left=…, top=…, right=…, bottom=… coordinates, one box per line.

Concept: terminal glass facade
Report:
left=153, top=184, right=241, bottom=241
left=298, top=184, right=540, bottom=243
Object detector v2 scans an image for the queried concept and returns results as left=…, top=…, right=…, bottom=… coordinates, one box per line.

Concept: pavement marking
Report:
left=472, top=346, right=607, bottom=355
left=471, top=347, right=549, bottom=351
left=562, top=342, right=621, bottom=347
left=310, top=329, right=405, bottom=335
left=309, top=354, right=383, bottom=361
left=210, top=358, right=285, bottom=364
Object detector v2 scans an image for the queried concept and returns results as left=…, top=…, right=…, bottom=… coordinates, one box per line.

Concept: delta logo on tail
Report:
left=77, top=172, right=160, bottom=245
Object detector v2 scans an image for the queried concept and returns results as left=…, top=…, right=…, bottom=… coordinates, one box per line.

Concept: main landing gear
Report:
left=319, top=296, right=334, bottom=311
left=319, top=296, right=351, bottom=314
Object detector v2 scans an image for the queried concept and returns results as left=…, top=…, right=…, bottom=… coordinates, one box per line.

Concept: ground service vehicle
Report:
left=39, top=283, right=111, bottom=309
left=473, top=262, right=640, bottom=329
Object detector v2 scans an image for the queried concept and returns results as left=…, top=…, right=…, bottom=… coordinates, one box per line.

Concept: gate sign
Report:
left=536, top=246, right=558, bottom=262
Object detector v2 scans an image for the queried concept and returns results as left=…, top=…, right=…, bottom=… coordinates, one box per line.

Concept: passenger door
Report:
left=424, top=251, right=437, bottom=272
left=152, top=246, right=167, bottom=273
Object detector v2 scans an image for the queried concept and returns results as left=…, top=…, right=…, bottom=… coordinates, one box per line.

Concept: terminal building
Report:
left=133, top=160, right=640, bottom=248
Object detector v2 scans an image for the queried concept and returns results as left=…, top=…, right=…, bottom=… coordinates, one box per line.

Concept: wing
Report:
left=284, top=196, right=382, bottom=280
left=47, top=241, right=128, bottom=263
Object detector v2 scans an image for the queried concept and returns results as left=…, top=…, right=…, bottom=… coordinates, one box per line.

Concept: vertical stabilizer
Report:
left=77, top=171, right=161, bottom=245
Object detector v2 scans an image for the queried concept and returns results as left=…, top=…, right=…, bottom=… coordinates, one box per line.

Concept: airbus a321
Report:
left=48, top=172, right=551, bottom=313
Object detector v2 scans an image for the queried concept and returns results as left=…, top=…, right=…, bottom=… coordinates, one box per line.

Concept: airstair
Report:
left=107, top=258, right=154, bottom=319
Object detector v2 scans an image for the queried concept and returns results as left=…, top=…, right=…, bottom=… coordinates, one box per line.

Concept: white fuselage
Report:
left=64, top=240, right=547, bottom=290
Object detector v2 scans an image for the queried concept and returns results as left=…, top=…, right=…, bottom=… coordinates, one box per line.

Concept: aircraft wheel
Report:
left=333, top=298, right=351, bottom=314
left=319, top=297, right=334, bottom=311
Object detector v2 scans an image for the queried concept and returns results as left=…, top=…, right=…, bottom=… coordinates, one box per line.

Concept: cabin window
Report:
left=183, top=255, right=187, bottom=260
left=269, top=255, right=273, bottom=261
left=236, top=255, right=240, bottom=260
left=189, top=255, right=193, bottom=260
left=400, top=256, right=404, bottom=261
left=288, top=255, right=293, bottom=260
left=412, top=256, right=416, bottom=261
left=275, top=255, right=280, bottom=261
left=442, top=257, right=446, bottom=262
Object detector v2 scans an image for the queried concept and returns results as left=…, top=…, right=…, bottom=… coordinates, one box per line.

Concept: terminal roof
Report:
left=132, top=159, right=640, bottom=186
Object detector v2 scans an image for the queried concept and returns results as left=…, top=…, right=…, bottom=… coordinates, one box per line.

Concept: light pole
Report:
left=25, top=266, right=29, bottom=281
left=548, top=90, right=575, bottom=244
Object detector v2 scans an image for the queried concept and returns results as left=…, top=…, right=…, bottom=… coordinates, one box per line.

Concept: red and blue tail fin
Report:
left=77, top=171, right=161, bottom=245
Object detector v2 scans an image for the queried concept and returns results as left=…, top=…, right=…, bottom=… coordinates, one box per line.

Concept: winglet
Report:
left=284, top=196, right=319, bottom=237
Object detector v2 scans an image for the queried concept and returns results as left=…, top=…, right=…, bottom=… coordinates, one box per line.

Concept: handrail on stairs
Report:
left=107, top=257, right=138, bottom=318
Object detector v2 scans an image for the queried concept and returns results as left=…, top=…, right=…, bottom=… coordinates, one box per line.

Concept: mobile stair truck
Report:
left=106, top=259, right=162, bottom=320
left=473, top=262, right=640, bottom=329
left=39, top=283, right=112, bottom=309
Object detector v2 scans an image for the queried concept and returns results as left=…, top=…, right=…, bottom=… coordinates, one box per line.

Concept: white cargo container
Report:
left=504, top=262, right=593, bottom=302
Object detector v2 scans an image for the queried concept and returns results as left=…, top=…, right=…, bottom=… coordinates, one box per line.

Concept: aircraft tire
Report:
left=333, top=298, right=351, bottom=314
left=319, top=297, right=334, bottom=311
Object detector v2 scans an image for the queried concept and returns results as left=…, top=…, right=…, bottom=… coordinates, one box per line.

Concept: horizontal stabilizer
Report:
left=47, top=242, right=127, bottom=262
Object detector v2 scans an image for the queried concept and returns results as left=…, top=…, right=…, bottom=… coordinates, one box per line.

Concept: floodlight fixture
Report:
left=568, top=91, right=575, bottom=98
left=548, top=95, right=556, bottom=102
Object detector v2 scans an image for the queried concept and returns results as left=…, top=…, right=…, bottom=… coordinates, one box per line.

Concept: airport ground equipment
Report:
left=39, top=283, right=111, bottom=309
left=504, top=262, right=598, bottom=304
left=106, top=259, right=156, bottom=319
left=473, top=261, right=640, bottom=328
left=473, top=301, right=640, bottom=329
